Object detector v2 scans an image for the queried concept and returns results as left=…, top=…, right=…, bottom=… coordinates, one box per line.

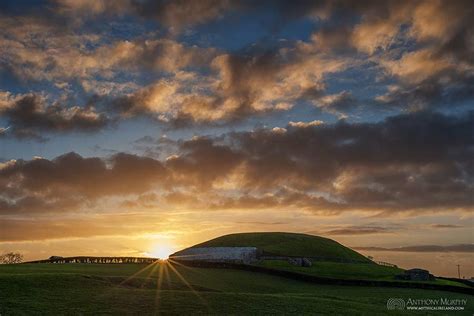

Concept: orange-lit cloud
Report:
left=1, top=0, right=472, bottom=136
left=1, top=111, right=471, bottom=221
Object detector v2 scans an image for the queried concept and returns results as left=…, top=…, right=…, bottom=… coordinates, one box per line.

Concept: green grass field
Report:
left=257, top=260, right=404, bottom=280
left=0, top=263, right=472, bottom=315
left=255, top=260, right=469, bottom=288
left=180, top=232, right=371, bottom=262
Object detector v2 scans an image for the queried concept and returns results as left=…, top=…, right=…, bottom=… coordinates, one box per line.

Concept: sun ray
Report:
left=163, top=262, right=172, bottom=288
left=141, top=260, right=160, bottom=288
left=154, top=262, right=165, bottom=313
left=119, top=260, right=159, bottom=286
left=167, top=258, right=205, bottom=275
left=166, top=260, right=207, bottom=305
left=162, top=262, right=176, bottom=304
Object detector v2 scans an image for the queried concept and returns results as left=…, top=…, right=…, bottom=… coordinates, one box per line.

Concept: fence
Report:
left=24, top=256, right=159, bottom=264
left=374, top=260, right=398, bottom=268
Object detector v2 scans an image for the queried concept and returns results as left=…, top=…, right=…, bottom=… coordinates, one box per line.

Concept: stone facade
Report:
left=170, top=247, right=259, bottom=264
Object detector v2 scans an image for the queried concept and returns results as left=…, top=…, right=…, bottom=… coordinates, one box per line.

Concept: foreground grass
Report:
left=0, top=263, right=472, bottom=315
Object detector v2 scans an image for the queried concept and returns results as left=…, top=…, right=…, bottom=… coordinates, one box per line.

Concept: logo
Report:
left=387, top=298, right=405, bottom=310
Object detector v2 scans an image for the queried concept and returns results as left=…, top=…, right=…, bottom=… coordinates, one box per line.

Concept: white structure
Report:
left=171, top=247, right=258, bottom=264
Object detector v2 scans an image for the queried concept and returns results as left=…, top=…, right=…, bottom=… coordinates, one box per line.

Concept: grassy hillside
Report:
left=257, top=260, right=404, bottom=280
left=180, top=232, right=371, bottom=263
left=1, top=263, right=472, bottom=315
left=255, top=260, right=469, bottom=287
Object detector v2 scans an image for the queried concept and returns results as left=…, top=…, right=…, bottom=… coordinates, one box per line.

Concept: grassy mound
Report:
left=181, top=232, right=371, bottom=263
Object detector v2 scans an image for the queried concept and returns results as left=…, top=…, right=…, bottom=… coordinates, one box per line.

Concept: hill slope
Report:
left=176, top=232, right=371, bottom=263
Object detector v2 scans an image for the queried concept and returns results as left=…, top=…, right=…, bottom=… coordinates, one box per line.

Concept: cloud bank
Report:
left=1, top=111, right=471, bottom=217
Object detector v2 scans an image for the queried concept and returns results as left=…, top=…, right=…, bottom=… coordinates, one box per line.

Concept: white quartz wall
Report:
left=173, top=247, right=258, bottom=263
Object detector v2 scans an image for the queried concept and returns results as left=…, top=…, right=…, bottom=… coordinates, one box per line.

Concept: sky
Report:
left=0, top=0, right=473, bottom=277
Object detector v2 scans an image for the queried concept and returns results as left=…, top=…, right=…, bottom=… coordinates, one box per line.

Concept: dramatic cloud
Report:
left=1, top=0, right=471, bottom=136
left=110, top=46, right=348, bottom=125
left=0, top=92, right=108, bottom=139
left=0, top=18, right=214, bottom=82
left=1, top=111, right=471, bottom=215
left=223, top=111, right=473, bottom=212
left=0, top=152, right=166, bottom=214
left=0, top=4, right=348, bottom=129
left=304, top=0, right=474, bottom=111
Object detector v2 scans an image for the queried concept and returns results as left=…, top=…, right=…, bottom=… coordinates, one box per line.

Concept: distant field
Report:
left=0, top=263, right=472, bottom=315
left=255, top=260, right=469, bottom=288
left=185, top=232, right=371, bottom=262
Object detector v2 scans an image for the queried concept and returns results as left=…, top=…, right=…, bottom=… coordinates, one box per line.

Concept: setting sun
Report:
left=148, top=244, right=175, bottom=260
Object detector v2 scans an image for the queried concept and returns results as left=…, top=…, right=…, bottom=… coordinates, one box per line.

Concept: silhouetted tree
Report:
left=0, top=252, right=23, bottom=264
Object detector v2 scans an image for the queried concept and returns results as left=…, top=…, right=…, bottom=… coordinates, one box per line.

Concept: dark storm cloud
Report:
left=355, top=244, right=474, bottom=253
left=1, top=111, right=471, bottom=215
left=0, top=94, right=108, bottom=139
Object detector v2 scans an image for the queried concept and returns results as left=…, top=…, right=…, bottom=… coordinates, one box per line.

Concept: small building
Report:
left=396, top=268, right=434, bottom=281
left=170, top=247, right=259, bottom=264
left=288, top=257, right=312, bottom=267
left=49, top=256, right=64, bottom=260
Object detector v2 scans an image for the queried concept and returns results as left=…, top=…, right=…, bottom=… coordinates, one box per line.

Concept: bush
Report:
left=0, top=252, right=23, bottom=264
